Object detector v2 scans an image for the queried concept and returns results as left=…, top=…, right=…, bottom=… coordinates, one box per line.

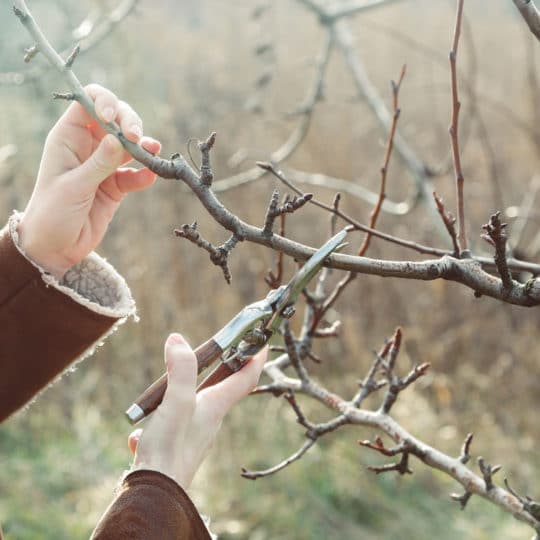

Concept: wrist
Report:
left=17, top=217, right=70, bottom=280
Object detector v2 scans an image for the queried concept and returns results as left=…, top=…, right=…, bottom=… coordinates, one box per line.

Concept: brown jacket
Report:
left=0, top=214, right=212, bottom=539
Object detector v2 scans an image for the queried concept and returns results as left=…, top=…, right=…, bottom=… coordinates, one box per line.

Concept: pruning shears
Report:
left=125, top=228, right=348, bottom=424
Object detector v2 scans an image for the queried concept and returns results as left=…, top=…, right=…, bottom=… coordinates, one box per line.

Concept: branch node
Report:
left=174, top=222, right=237, bottom=284
left=433, top=191, right=459, bottom=257
left=52, top=91, right=76, bottom=101
left=478, top=456, right=501, bottom=491
left=13, top=5, right=27, bottom=22
left=198, top=132, right=217, bottom=186
left=361, top=437, right=413, bottom=476
left=23, top=44, right=38, bottom=63
left=65, top=44, right=81, bottom=68
left=481, top=211, right=512, bottom=289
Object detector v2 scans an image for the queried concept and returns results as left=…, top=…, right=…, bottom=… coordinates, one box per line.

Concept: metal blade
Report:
left=270, top=228, right=348, bottom=324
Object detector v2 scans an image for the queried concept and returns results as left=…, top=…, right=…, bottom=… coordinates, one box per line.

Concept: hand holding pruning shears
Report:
left=126, top=230, right=347, bottom=489
left=126, top=228, right=348, bottom=425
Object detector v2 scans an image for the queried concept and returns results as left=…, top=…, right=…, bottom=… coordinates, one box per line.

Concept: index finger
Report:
left=60, top=84, right=119, bottom=129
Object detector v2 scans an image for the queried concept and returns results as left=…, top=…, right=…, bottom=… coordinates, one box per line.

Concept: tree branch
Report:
left=449, top=0, right=468, bottom=253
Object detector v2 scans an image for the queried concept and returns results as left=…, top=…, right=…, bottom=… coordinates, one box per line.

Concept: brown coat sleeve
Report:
left=0, top=214, right=214, bottom=539
left=90, top=470, right=213, bottom=539
left=0, top=216, right=133, bottom=422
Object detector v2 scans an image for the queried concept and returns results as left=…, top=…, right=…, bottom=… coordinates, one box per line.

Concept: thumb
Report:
left=199, top=347, right=268, bottom=416
left=160, top=334, right=198, bottom=414
left=73, top=134, right=124, bottom=188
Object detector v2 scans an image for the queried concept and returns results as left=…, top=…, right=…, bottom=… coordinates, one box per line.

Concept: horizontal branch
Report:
left=260, top=363, right=540, bottom=533
left=16, top=0, right=540, bottom=308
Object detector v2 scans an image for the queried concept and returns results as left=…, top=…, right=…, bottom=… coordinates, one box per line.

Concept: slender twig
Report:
left=357, top=64, right=406, bottom=256
left=449, top=0, right=468, bottom=253
left=241, top=438, right=317, bottom=479
left=433, top=192, right=460, bottom=257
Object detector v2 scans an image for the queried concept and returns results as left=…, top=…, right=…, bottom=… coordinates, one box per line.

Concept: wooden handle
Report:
left=125, top=338, right=223, bottom=424
left=196, top=362, right=237, bottom=392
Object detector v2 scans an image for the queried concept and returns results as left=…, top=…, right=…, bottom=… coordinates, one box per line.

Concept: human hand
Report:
left=128, top=333, right=267, bottom=489
left=17, top=84, right=161, bottom=280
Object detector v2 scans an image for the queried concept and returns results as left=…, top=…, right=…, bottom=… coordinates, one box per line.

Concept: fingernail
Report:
left=167, top=333, right=185, bottom=346
left=130, top=125, right=142, bottom=139
left=102, top=107, right=114, bottom=123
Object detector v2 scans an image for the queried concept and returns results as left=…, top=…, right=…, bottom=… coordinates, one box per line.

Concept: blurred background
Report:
left=1, top=0, right=540, bottom=538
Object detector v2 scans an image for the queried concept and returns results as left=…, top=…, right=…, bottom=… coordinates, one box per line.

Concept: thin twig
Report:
left=357, top=64, right=406, bottom=256
left=449, top=0, right=468, bottom=253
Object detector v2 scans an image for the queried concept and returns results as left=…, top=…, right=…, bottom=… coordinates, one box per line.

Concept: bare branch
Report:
left=357, top=64, right=406, bottom=256
left=449, top=0, right=468, bottom=253
left=259, top=359, right=540, bottom=532
left=241, top=438, right=317, bottom=480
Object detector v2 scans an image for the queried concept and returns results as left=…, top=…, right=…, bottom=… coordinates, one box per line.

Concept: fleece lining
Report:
left=9, top=211, right=136, bottom=319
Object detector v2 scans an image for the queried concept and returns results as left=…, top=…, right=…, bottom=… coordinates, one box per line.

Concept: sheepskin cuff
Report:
left=8, top=211, right=136, bottom=319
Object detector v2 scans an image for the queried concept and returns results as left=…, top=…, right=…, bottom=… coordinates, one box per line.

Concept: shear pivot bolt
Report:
left=281, top=306, right=296, bottom=319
